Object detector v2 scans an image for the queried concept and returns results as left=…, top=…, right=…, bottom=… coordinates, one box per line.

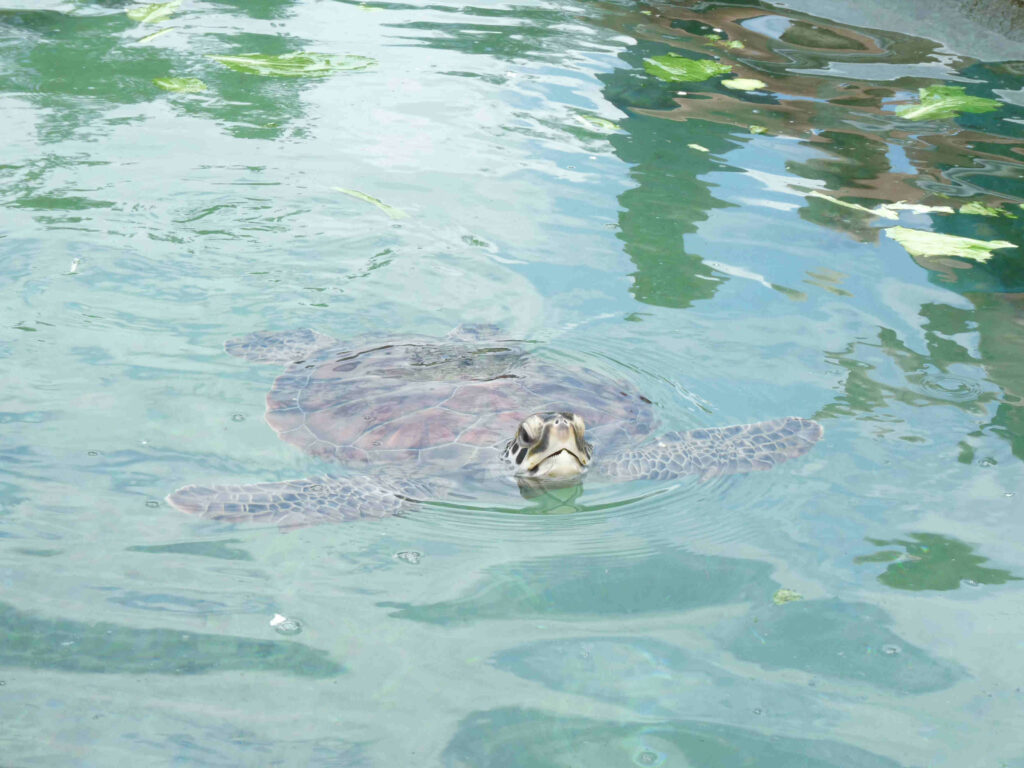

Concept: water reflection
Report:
left=713, top=598, right=962, bottom=693
left=855, top=532, right=1022, bottom=590
left=0, top=601, right=342, bottom=676
left=494, top=636, right=826, bottom=723
left=179, top=32, right=321, bottom=141
left=381, top=549, right=774, bottom=624
left=0, top=6, right=332, bottom=142
left=377, top=2, right=576, bottom=62
left=125, top=730, right=366, bottom=768
left=126, top=538, right=254, bottom=560
left=443, top=707, right=907, bottom=768
left=2, top=0, right=1023, bottom=763
left=594, top=0, right=1024, bottom=468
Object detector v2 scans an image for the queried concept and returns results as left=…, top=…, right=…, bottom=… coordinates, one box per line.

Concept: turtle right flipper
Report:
left=166, top=475, right=436, bottom=526
left=597, top=417, right=823, bottom=481
left=224, top=329, right=337, bottom=365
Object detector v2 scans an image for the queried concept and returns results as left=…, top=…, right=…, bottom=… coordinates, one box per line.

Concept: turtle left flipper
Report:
left=595, top=417, right=823, bottom=481
left=166, top=475, right=440, bottom=525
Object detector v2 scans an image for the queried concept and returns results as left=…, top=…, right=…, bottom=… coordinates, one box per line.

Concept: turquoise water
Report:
left=2, top=0, right=1023, bottom=764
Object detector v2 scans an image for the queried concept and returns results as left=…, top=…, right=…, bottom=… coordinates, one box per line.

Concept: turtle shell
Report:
left=262, top=338, right=654, bottom=473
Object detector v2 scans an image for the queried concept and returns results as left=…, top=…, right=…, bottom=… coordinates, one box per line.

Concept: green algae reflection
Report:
left=855, top=533, right=1021, bottom=591
left=208, top=52, right=375, bottom=77
left=0, top=601, right=342, bottom=676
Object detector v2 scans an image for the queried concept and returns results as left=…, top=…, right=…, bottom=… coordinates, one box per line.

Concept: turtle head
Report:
left=504, top=412, right=592, bottom=480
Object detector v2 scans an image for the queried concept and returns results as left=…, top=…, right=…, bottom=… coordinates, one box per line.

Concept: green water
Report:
left=1, top=0, right=1023, bottom=765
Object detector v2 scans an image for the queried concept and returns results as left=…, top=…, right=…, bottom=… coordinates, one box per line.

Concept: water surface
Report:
left=1, top=0, right=1023, bottom=765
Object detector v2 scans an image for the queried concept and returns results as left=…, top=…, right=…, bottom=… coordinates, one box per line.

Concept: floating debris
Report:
left=772, top=588, right=804, bottom=605
left=573, top=113, right=621, bottom=133
left=809, top=192, right=956, bottom=220
left=960, top=201, right=1018, bottom=218
left=269, top=614, right=302, bottom=635
left=632, top=747, right=666, bottom=767
left=722, top=78, right=766, bottom=91
left=880, top=201, right=955, bottom=216
left=644, top=54, right=732, bottom=82
left=394, top=551, right=422, bottom=565
left=153, top=77, right=207, bottom=93
left=136, top=27, right=174, bottom=44
left=896, top=85, right=1001, bottom=121
left=333, top=187, right=407, bottom=219
left=208, top=52, right=375, bottom=78
left=126, top=0, right=180, bottom=24
left=885, top=226, right=1017, bottom=263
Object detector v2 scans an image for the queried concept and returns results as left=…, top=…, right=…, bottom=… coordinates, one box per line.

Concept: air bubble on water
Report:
left=633, top=747, right=665, bottom=767
left=145, top=500, right=159, bottom=508
left=962, top=578, right=980, bottom=588
left=310, top=484, right=324, bottom=492
left=270, top=614, right=302, bottom=635
left=979, top=457, right=996, bottom=467
left=881, top=644, right=901, bottom=656
left=87, top=450, right=99, bottom=456
left=394, top=551, right=422, bottom=565
left=1005, top=492, right=1015, bottom=498
left=753, top=708, right=763, bottom=715
left=231, top=413, right=246, bottom=422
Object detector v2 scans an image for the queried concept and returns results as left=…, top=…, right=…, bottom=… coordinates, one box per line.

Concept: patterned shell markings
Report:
left=259, top=340, right=654, bottom=470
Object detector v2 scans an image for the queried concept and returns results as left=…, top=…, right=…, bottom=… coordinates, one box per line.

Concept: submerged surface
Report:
left=1, top=0, right=1022, bottom=764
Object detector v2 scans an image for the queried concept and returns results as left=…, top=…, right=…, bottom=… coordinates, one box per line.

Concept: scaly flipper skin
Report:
left=224, top=329, right=337, bottom=365
left=166, top=476, right=440, bottom=526
left=595, top=417, right=823, bottom=481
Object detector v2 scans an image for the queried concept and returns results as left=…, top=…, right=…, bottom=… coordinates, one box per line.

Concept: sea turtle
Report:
left=167, top=327, right=823, bottom=525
